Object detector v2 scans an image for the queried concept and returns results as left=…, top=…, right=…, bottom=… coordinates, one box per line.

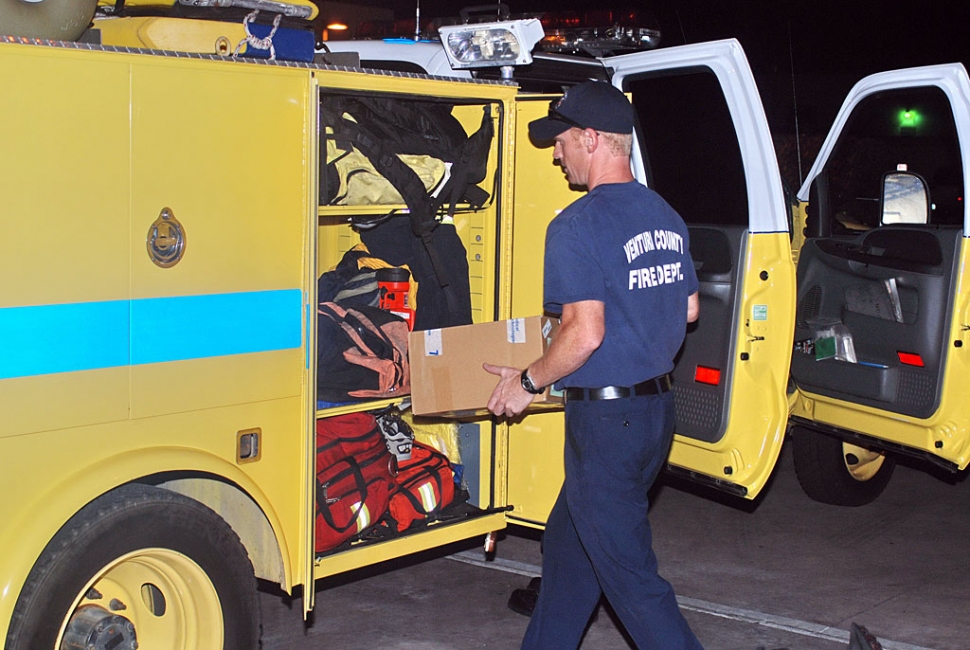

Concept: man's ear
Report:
left=584, top=128, right=597, bottom=151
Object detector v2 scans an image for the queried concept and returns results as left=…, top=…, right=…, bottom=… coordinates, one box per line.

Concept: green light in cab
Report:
left=898, top=108, right=922, bottom=129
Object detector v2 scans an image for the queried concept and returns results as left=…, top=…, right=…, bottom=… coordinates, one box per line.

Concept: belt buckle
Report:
left=598, top=386, right=628, bottom=400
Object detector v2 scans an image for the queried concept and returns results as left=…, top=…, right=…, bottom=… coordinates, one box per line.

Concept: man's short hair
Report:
left=600, top=131, right=633, bottom=157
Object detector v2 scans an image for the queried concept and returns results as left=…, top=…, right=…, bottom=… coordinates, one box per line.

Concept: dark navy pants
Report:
left=521, top=391, right=702, bottom=649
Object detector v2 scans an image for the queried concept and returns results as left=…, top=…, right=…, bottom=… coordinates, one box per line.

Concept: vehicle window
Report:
left=820, top=86, right=963, bottom=232
left=625, top=68, right=748, bottom=227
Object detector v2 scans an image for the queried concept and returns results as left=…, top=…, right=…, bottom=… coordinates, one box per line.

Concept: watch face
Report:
left=521, top=370, right=542, bottom=394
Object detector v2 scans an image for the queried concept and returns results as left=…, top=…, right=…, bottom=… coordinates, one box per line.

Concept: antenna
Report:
left=415, top=0, right=420, bottom=41
left=788, top=18, right=803, bottom=185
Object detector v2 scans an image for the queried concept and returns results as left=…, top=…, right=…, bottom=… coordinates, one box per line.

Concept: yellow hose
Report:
left=0, top=0, right=98, bottom=41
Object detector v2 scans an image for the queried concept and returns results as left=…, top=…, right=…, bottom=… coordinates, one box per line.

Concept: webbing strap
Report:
left=316, top=457, right=368, bottom=533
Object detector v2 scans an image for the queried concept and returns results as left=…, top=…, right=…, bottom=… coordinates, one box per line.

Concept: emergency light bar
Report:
left=541, top=25, right=660, bottom=57
left=437, top=18, right=544, bottom=69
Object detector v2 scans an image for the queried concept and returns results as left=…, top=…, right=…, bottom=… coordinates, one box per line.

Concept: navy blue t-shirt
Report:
left=544, top=181, right=698, bottom=388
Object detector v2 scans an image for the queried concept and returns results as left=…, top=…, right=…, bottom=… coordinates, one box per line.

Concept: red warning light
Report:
left=897, top=351, right=924, bottom=367
left=694, top=365, right=721, bottom=386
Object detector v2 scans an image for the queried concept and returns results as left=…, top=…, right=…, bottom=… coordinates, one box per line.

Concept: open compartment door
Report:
left=502, top=96, right=580, bottom=526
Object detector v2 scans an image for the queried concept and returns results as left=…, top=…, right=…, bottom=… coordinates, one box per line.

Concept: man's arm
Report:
left=687, top=291, right=699, bottom=323
left=484, top=300, right=605, bottom=418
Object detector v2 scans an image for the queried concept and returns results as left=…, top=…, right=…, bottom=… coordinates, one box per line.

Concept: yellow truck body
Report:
left=0, top=36, right=521, bottom=647
left=0, top=21, right=800, bottom=646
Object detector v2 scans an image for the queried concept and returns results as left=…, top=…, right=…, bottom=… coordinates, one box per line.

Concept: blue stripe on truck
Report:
left=0, top=289, right=303, bottom=379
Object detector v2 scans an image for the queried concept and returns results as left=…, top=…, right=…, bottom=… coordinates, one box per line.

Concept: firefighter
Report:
left=485, top=81, right=701, bottom=649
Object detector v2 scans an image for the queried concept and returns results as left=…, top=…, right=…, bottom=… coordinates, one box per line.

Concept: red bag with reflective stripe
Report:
left=387, top=442, right=456, bottom=532
left=315, top=413, right=394, bottom=552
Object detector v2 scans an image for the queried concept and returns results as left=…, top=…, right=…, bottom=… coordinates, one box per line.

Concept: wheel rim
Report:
left=57, top=549, right=223, bottom=650
left=842, top=442, right=887, bottom=482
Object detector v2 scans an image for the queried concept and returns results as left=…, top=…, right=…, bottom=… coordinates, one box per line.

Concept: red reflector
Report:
left=694, top=365, right=721, bottom=385
left=897, top=351, right=924, bottom=367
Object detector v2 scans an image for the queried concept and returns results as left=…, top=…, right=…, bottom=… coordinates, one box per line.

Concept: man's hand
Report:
left=484, top=363, right=535, bottom=418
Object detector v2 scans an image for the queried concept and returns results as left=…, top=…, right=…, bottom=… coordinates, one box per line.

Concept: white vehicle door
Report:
left=602, top=40, right=796, bottom=498
left=790, top=64, right=970, bottom=485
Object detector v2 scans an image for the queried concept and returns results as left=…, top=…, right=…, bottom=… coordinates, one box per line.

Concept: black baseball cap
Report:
left=528, top=81, right=635, bottom=141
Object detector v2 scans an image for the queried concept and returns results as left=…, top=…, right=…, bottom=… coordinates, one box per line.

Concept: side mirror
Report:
left=881, top=171, right=929, bottom=225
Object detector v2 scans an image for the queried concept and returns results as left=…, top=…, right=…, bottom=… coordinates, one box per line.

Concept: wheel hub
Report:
left=61, top=605, right=138, bottom=650
left=842, top=442, right=886, bottom=481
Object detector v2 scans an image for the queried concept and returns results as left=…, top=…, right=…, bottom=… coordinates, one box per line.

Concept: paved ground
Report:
left=260, top=440, right=970, bottom=649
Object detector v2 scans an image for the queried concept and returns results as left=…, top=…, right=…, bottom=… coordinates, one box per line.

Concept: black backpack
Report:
left=320, top=96, right=494, bottom=329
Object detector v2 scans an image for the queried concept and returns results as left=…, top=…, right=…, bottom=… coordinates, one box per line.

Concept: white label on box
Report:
left=541, top=318, right=553, bottom=338
left=424, top=329, right=443, bottom=356
left=507, top=318, right=526, bottom=343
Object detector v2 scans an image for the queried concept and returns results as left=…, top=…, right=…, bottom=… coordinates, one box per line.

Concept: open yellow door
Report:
left=503, top=96, right=579, bottom=526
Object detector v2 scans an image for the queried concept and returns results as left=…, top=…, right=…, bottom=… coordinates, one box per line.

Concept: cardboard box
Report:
left=409, top=316, right=562, bottom=417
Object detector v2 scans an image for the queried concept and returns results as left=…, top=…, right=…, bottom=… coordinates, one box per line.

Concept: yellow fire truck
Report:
left=5, top=1, right=966, bottom=647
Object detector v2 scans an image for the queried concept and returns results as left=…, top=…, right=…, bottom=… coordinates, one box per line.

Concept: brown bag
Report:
left=317, top=301, right=410, bottom=403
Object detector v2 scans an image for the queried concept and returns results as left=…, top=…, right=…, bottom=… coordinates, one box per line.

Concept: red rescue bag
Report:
left=315, top=413, right=394, bottom=552
left=387, top=442, right=456, bottom=532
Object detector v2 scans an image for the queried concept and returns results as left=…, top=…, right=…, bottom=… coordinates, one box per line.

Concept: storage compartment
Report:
left=316, top=90, right=503, bottom=331
left=312, top=81, right=512, bottom=564
left=791, top=351, right=898, bottom=402
left=312, top=402, right=508, bottom=564
left=314, top=406, right=491, bottom=558
left=314, top=90, right=504, bottom=407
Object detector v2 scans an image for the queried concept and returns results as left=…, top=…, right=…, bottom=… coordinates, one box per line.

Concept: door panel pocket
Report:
left=791, top=353, right=898, bottom=402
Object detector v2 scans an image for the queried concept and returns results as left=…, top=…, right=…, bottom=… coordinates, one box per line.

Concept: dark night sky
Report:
left=368, top=2, right=967, bottom=169
left=380, top=1, right=969, bottom=74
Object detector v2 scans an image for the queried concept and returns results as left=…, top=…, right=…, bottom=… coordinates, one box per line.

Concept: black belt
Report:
left=564, top=374, right=671, bottom=402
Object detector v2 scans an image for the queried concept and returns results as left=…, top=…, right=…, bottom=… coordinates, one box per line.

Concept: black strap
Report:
left=316, top=457, right=368, bottom=533
left=392, top=457, right=447, bottom=516
left=429, top=105, right=494, bottom=220
left=321, top=100, right=494, bottom=328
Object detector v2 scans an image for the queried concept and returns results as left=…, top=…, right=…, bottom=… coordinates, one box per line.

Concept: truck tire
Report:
left=5, top=484, right=261, bottom=649
left=790, top=425, right=895, bottom=506
left=0, top=0, right=97, bottom=41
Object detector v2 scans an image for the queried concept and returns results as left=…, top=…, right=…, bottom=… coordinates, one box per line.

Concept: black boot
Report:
left=507, top=577, right=541, bottom=617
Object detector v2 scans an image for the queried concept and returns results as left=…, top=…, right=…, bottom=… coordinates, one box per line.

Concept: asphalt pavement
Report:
left=260, top=439, right=970, bottom=649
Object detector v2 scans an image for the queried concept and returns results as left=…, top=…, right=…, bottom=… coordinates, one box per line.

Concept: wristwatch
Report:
left=520, top=369, right=545, bottom=395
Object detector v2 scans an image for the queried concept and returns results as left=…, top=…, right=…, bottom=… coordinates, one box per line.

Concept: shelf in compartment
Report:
left=318, top=204, right=408, bottom=219
left=317, top=202, right=485, bottom=220
left=315, top=396, right=409, bottom=419
left=313, top=506, right=506, bottom=578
